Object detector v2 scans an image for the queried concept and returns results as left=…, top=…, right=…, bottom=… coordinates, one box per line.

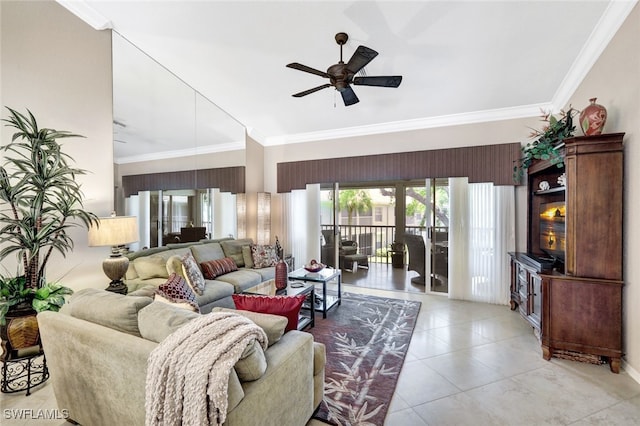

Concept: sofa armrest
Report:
left=225, top=331, right=316, bottom=426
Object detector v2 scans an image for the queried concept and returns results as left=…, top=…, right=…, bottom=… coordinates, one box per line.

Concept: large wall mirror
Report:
left=112, top=32, right=246, bottom=248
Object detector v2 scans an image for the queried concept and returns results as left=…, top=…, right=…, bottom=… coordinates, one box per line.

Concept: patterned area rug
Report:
left=310, top=292, right=421, bottom=426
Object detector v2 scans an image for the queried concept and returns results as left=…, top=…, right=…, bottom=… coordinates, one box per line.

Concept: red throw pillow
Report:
left=232, top=294, right=306, bottom=332
left=200, top=257, right=238, bottom=279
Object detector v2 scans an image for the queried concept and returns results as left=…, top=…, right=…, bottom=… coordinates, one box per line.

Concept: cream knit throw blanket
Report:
left=145, top=311, right=268, bottom=426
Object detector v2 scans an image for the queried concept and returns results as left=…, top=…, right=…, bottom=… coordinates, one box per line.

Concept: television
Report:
left=539, top=201, right=566, bottom=260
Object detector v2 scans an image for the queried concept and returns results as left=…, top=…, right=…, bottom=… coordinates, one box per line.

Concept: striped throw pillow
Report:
left=200, top=257, right=238, bottom=279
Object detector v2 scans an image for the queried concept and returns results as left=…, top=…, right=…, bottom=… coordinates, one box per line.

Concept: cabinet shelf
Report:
left=534, top=186, right=565, bottom=195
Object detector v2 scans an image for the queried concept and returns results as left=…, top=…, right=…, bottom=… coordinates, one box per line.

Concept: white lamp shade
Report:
left=88, top=216, right=139, bottom=247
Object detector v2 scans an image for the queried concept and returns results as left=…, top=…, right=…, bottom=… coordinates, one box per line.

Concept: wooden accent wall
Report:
left=276, top=143, right=522, bottom=192
left=122, top=166, right=245, bottom=197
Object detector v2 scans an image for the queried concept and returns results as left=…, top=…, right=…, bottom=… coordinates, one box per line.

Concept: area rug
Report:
left=310, top=292, right=421, bottom=426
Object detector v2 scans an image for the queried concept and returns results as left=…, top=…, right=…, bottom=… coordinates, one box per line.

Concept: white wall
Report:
left=0, top=0, right=113, bottom=290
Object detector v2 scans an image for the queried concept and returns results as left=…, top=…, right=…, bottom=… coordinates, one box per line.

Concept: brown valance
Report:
left=277, top=142, right=521, bottom=193
left=122, top=166, right=245, bottom=197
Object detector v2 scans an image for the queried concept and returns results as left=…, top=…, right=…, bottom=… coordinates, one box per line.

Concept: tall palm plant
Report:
left=0, top=107, right=98, bottom=290
left=339, top=189, right=372, bottom=225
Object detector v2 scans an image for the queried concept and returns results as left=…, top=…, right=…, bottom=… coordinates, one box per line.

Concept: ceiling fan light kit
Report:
left=287, top=32, right=402, bottom=106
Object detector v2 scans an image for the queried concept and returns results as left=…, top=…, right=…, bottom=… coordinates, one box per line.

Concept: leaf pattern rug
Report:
left=310, top=292, right=421, bottom=426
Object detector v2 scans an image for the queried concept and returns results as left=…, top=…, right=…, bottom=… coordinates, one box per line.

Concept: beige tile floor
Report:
left=2, top=285, right=639, bottom=425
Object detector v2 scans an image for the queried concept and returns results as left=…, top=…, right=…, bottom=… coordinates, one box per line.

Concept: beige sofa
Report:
left=38, top=289, right=326, bottom=426
left=124, top=238, right=276, bottom=312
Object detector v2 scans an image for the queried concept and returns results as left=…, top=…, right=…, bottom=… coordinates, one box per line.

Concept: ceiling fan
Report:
left=286, top=32, right=402, bottom=106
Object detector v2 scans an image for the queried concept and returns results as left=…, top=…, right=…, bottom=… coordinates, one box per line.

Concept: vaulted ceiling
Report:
left=59, top=1, right=636, bottom=160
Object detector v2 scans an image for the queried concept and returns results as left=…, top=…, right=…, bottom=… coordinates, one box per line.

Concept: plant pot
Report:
left=1, top=304, right=40, bottom=360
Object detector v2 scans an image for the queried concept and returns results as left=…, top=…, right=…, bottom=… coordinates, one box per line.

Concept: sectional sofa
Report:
left=124, top=237, right=276, bottom=312
left=38, top=288, right=326, bottom=426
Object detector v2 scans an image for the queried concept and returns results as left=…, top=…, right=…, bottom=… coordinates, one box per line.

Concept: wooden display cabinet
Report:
left=510, top=133, right=624, bottom=373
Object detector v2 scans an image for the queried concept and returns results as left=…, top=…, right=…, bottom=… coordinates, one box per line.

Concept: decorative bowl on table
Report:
left=304, top=260, right=325, bottom=273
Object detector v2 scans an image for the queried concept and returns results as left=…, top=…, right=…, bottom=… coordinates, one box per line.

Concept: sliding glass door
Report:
left=407, top=179, right=449, bottom=294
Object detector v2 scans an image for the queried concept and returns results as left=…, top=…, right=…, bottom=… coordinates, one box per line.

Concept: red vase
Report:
left=275, top=260, right=288, bottom=290
left=579, top=98, right=607, bottom=136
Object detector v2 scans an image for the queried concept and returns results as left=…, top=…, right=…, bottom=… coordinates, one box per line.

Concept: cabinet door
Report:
left=529, top=274, right=542, bottom=329
left=517, top=264, right=529, bottom=316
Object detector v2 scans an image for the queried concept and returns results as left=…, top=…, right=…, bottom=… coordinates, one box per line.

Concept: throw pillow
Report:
left=250, top=244, right=278, bottom=269
left=232, top=294, right=306, bottom=332
left=211, top=307, right=287, bottom=346
left=67, top=288, right=153, bottom=337
left=220, top=239, right=254, bottom=267
left=234, top=340, right=267, bottom=382
left=181, top=252, right=206, bottom=295
left=155, top=273, right=200, bottom=313
left=133, top=254, right=170, bottom=280
left=242, top=245, right=254, bottom=269
left=166, top=255, right=185, bottom=277
left=200, top=257, right=238, bottom=280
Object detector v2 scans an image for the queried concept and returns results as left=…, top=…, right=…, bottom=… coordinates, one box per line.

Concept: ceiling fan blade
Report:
left=292, top=84, right=332, bottom=98
left=346, top=45, right=378, bottom=73
left=353, top=76, right=403, bottom=88
left=286, top=62, right=330, bottom=78
left=341, top=86, right=359, bottom=106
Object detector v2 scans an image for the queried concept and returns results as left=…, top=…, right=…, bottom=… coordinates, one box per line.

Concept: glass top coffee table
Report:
left=243, top=279, right=315, bottom=330
left=288, top=268, right=341, bottom=318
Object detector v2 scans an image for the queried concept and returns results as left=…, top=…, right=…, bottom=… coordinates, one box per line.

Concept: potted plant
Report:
left=513, top=107, right=577, bottom=182
left=0, top=107, right=97, bottom=349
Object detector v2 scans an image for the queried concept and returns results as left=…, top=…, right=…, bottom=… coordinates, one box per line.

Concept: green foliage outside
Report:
left=338, top=189, right=372, bottom=225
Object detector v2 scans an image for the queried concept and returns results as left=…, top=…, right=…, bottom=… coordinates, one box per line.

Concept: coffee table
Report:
left=243, top=279, right=315, bottom=330
left=288, top=268, right=341, bottom=318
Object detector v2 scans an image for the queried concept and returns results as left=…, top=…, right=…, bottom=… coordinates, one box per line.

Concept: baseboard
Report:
left=622, top=358, right=640, bottom=384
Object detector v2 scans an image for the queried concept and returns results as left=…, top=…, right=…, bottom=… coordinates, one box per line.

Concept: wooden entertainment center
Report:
left=509, top=133, right=624, bottom=373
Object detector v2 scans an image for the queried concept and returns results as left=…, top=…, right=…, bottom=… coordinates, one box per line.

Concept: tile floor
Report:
left=2, top=285, right=640, bottom=425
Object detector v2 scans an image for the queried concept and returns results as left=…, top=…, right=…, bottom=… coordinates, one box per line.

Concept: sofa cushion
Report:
left=195, top=280, right=236, bottom=308
left=242, top=246, right=254, bottom=268
left=245, top=266, right=276, bottom=282
left=212, top=307, right=286, bottom=346
left=190, top=242, right=225, bottom=264
left=181, top=252, right=206, bottom=295
left=138, top=300, right=200, bottom=343
left=127, top=284, right=158, bottom=298
left=66, top=288, right=152, bottom=337
left=250, top=244, right=279, bottom=268
left=155, top=273, right=200, bottom=313
left=220, top=238, right=253, bottom=267
left=232, top=294, right=306, bottom=332
left=214, top=270, right=262, bottom=293
left=200, top=257, right=238, bottom=280
left=133, top=254, right=169, bottom=280
left=235, top=340, right=267, bottom=382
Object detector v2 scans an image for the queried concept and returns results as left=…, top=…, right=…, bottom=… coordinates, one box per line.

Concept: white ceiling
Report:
left=59, top=1, right=636, bottom=160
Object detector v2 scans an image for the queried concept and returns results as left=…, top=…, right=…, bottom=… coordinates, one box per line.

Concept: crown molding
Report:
left=56, top=0, right=112, bottom=30
left=552, top=0, right=638, bottom=110
left=115, top=141, right=245, bottom=165
left=261, top=103, right=551, bottom=147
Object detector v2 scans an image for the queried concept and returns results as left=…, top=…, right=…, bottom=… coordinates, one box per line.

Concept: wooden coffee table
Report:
left=243, top=279, right=315, bottom=330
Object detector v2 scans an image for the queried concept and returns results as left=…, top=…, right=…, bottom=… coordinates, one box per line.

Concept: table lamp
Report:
left=88, top=215, right=139, bottom=294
